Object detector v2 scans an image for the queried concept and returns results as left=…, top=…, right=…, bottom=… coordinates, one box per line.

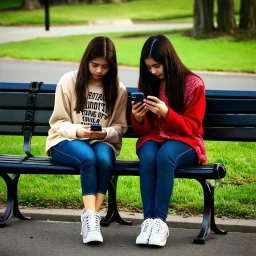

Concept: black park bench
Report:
left=0, top=81, right=256, bottom=244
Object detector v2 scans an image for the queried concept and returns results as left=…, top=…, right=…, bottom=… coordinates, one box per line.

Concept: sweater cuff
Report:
left=64, top=124, right=82, bottom=139
left=162, top=107, right=175, bottom=130
left=102, top=127, right=109, bottom=141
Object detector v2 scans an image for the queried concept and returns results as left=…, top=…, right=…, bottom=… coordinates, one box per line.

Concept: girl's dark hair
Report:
left=75, top=36, right=118, bottom=115
left=139, top=34, right=195, bottom=114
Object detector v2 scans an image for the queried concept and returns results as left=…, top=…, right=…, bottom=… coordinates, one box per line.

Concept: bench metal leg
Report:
left=193, top=179, right=227, bottom=244
left=0, top=173, right=31, bottom=228
left=210, top=182, right=228, bottom=235
left=101, top=176, right=132, bottom=226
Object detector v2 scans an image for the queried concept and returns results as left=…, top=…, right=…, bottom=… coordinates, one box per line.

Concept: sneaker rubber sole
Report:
left=136, top=236, right=149, bottom=245
left=83, top=233, right=103, bottom=244
left=148, top=236, right=167, bottom=246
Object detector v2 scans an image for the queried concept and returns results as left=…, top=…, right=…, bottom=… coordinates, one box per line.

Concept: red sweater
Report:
left=131, top=75, right=207, bottom=165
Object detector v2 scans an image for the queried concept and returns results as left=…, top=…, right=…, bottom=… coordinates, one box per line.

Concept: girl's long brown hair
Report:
left=139, top=34, right=198, bottom=114
left=75, top=36, right=118, bottom=115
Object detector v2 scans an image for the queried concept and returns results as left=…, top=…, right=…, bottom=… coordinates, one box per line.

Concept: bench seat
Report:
left=0, top=154, right=225, bottom=178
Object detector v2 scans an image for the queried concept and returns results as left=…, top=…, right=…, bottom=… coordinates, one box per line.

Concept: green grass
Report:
left=0, top=31, right=255, bottom=73
left=0, top=136, right=255, bottom=218
left=0, top=0, right=241, bottom=25
left=0, top=0, right=22, bottom=10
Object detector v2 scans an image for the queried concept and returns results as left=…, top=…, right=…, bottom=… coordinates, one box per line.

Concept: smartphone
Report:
left=91, top=123, right=102, bottom=131
left=131, top=92, right=144, bottom=104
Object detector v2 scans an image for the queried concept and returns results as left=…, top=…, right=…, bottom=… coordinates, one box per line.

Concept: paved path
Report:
left=1, top=217, right=255, bottom=256
left=1, top=59, right=255, bottom=90
left=0, top=23, right=192, bottom=44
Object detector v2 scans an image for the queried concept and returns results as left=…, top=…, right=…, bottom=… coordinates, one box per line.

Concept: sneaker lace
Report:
left=141, top=219, right=152, bottom=233
left=84, top=211, right=101, bottom=232
left=154, top=219, right=167, bottom=235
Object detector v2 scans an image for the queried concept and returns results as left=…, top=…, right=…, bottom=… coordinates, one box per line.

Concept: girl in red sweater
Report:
left=131, top=35, right=207, bottom=247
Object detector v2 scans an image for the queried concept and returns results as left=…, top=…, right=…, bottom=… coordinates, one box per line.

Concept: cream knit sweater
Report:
left=45, top=71, right=128, bottom=157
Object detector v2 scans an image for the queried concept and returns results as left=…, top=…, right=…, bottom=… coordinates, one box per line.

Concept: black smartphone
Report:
left=131, top=92, right=144, bottom=104
left=91, top=123, right=102, bottom=131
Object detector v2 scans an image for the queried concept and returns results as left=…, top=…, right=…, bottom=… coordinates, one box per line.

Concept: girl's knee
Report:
left=139, top=150, right=157, bottom=164
left=97, top=157, right=113, bottom=170
left=157, top=152, right=175, bottom=165
left=80, top=154, right=96, bottom=168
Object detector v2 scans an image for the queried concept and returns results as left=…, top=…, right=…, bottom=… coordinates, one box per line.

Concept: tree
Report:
left=23, top=0, right=41, bottom=10
left=217, top=0, right=236, bottom=32
left=239, top=0, right=256, bottom=30
left=193, top=0, right=214, bottom=36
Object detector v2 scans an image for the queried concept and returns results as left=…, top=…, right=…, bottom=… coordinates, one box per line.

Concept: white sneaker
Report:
left=149, top=218, right=169, bottom=246
left=136, top=218, right=153, bottom=244
left=81, top=210, right=103, bottom=243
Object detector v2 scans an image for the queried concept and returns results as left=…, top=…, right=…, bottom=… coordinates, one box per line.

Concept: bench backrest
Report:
left=0, top=82, right=256, bottom=155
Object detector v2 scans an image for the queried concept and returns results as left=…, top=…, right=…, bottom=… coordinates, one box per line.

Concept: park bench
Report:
left=0, top=81, right=256, bottom=244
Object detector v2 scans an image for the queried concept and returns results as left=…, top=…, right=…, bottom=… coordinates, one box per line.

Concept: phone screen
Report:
left=91, top=124, right=102, bottom=131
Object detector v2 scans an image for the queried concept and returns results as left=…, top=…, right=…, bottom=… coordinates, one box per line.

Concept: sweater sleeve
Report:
left=102, top=88, right=128, bottom=144
left=49, top=84, right=83, bottom=139
left=131, top=114, right=151, bottom=136
left=162, top=86, right=206, bottom=135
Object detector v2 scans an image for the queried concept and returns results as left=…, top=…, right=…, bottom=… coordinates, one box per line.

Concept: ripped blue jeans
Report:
left=51, top=140, right=114, bottom=196
left=137, top=140, right=197, bottom=221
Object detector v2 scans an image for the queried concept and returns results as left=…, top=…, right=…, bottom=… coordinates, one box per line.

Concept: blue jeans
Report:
left=137, top=140, right=197, bottom=221
left=51, top=140, right=114, bottom=196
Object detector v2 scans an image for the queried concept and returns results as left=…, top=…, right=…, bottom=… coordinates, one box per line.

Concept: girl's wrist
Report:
left=135, top=116, right=143, bottom=124
left=163, top=108, right=168, bottom=119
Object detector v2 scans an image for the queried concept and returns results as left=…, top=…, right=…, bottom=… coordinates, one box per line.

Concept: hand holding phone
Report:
left=131, top=92, right=144, bottom=104
left=131, top=92, right=148, bottom=124
left=144, top=96, right=168, bottom=119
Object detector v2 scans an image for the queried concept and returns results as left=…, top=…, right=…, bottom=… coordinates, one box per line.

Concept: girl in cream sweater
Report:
left=46, top=36, right=128, bottom=244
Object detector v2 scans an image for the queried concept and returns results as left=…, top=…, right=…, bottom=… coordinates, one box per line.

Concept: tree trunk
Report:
left=239, top=0, right=256, bottom=30
left=23, top=0, right=41, bottom=10
left=193, top=0, right=214, bottom=36
left=217, top=0, right=236, bottom=32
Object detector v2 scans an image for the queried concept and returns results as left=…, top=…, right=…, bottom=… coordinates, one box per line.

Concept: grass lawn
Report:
left=0, top=0, right=241, bottom=25
left=0, top=136, right=255, bottom=218
left=0, top=0, right=22, bottom=10
left=0, top=30, right=255, bottom=73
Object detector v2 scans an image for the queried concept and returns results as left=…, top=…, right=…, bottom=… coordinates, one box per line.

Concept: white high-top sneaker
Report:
left=81, top=210, right=103, bottom=243
left=148, top=218, right=169, bottom=246
left=136, top=218, right=153, bottom=244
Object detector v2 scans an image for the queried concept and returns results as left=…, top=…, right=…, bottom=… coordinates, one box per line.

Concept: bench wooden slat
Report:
left=206, top=98, right=256, bottom=113
left=206, top=89, right=256, bottom=98
left=33, top=110, right=52, bottom=124
left=0, top=110, right=27, bottom=124
left=36, top=94, right=55, bottom=108
left=0, top=82, right=31, bottom=91
left=203, top=114, right=256, bottom=126
left=0, top=125, right=23, bottom=134
left=204, top=127, right=256, bottom=141
left=0, top=92, right=29, bottom=108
